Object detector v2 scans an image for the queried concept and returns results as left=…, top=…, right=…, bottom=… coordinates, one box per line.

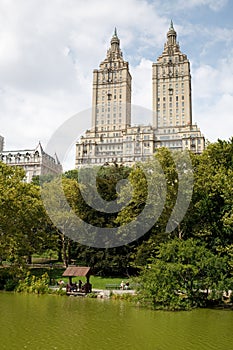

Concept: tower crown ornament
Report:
left=111, top=27, right=120, bottom=46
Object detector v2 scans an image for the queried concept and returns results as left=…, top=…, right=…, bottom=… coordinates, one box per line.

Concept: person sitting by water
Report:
left=125, top=282, right=129, bottom=290
left=120, top=281, right=125, bottom=290
left=78, top=279, right=83, bottom=291
left=71, top=282, right=77, bottom=292
left=58, top=279, right=65, bottom=286
left=66, top=283, right=72, bottom=292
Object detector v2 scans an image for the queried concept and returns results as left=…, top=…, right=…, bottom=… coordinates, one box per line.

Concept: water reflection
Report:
left=0, top=293, right=232, bottom=350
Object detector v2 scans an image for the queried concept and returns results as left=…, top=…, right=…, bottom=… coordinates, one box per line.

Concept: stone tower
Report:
left=75, top=24, right=205, bottom=167
left=152, top=21, right=192, bottom=129
left=91, top=28, right=131, bottom=132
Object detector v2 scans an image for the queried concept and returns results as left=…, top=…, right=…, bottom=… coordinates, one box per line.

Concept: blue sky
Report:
left=0, top=0, right=232, bottom=168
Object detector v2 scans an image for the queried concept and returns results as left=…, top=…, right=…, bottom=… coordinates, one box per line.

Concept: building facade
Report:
left=0, top=135, right=4, bottom=152
left=92, top=28, right=131, bottom=132
left=75, top=23, right=205, bottom=167
left=0, top=142, right=62, bottom=182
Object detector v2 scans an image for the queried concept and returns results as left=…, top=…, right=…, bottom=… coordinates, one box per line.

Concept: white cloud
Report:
left=131, top=58, right=153, bottom=111
left=192, top=47, right=233, bottom=142
left=0, top=0, right=232, bottom=169
left=0, top=0, right=168, bottom=153
left=198, top=94, right=233, bottom=142
left=156, top=0, right=228, bottom=11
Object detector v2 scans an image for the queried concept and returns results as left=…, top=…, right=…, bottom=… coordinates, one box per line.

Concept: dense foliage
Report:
left=137, top=238, right=232, bottom=310
left=0, top=139, right=232, bottom=308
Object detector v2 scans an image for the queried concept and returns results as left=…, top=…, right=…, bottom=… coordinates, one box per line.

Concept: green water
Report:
left=0, top=293, right=232, bottom=350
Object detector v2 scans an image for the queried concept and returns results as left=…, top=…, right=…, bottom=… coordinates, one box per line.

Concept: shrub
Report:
left=16, top=272, right=49, bottom=294
left=4, top=279, right=18, bottom=291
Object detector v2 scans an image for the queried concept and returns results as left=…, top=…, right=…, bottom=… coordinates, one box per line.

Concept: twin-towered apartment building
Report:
left=0, top=22, right=205, bottom=180
left=75, top=22, right=205, bottom=167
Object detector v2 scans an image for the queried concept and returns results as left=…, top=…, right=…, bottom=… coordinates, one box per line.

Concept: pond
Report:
left=0, top=292, right=232, bottom=350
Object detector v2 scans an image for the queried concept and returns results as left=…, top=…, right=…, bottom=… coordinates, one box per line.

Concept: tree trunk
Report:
left=27, top=255, right=32, bottom=265
left=61, top=234, right=68, bottom=267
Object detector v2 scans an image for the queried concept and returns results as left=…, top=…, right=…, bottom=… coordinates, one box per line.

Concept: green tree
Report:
left=116, top=148, right=193, bottom=263
left=0, top=162, right=50, bottom=265
left=183, top=138, right=233, bottom=250
left=62, top=165, right=134, bottom=275
left=137, top=238, right=232, bottom=310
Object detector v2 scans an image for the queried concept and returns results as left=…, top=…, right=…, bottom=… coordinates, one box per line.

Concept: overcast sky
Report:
left=0, top=0, right=232, bottom=169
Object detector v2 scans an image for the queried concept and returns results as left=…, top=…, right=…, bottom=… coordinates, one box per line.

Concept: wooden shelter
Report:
left=62, top=266, right=92, bottom=293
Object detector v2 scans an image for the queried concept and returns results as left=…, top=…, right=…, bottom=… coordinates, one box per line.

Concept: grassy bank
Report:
left=0, top=265, right=130, bottom=291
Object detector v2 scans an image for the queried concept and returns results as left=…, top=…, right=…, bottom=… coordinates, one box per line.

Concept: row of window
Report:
left=97, top=94, right=122, bottom=101
left=162, top=56, right=184, bottom=63
left=104, top=62, right=124, bottom=69
left=101, top=89, right=122, bottom=95
left=158, top=69, right=184, bottom=76
left=157, top=102, right=185, bottom=108
left=157, top=108, right=185, bottom=116
left=158, top=82, right=185, bottom=89
left=96, top=145, right=123, bottom=150
left=97, top=101, right=122, bottom=108
left=96, top=120, right=122, bottom=125
left=158, top=121, right=186, bottom=126
left=158, top=90, right=184, bottom=96
left=157, top=76, right=184, bottom=83
left=158, top=96, right=184, bottom=102
left=96, top=126, right=121, bottom=131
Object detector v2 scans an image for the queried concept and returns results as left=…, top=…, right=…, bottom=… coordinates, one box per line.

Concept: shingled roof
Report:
left=62, top=266, right=92, bottom=277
